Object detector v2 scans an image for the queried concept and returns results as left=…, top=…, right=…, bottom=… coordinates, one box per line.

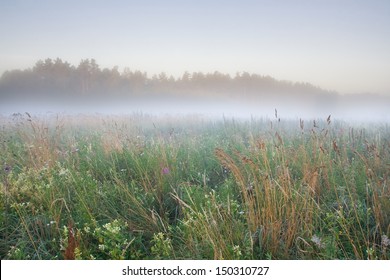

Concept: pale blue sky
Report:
left=1, top=0, right=389, bottom=94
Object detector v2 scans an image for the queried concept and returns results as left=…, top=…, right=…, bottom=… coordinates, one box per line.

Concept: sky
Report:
left=1, top=0, right=390, bottom=95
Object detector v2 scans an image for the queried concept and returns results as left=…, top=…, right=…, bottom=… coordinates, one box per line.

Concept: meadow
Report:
left=0, top=112, right=389, bottom=260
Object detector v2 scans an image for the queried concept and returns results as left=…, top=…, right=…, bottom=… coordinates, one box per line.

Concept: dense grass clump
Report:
left=1, top=113, right=389, bottom=259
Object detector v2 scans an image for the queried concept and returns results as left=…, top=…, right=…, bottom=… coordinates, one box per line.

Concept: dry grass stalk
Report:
left=18, top=113, right=65, bottom=169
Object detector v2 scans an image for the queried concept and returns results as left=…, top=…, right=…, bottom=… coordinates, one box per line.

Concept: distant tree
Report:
left=181, top=71, right=191, bottom=82
left=77, top=59, right=100, bottom=94
left=108, top=66, right=122, bottom=94
left=122, top=69, right=147, bottom=94
left=52, top=58, right=74, bottom=93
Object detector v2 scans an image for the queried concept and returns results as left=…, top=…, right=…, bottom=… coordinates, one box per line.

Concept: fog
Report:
left=1, top=93, right=389, bottom=123
left=0, top=58, right=389, bottom=122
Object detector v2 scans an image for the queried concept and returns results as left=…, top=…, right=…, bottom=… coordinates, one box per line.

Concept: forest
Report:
left=1, top=58, right=388, bottom=120
left=0, top=58, right=332, bottom=97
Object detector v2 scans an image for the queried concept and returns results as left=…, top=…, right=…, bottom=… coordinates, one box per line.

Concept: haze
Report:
left=0, top=0, right=389, bottom=121
left=1, top=0, right=389, bottom=95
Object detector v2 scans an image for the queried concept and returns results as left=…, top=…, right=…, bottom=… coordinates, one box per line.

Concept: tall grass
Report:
left=0, top=113, right=389, bottom=259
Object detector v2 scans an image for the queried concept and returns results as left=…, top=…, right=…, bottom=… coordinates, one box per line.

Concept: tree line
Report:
left=0, top=58, right=334, bottom=100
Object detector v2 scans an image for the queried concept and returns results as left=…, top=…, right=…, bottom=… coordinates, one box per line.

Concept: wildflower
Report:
left=162, top=167, right=170, bottom=175
left=59, top=168, right=68, bottom=176
left=84, top=226, right=91, bottom=233
left=103, top=220, right=121, bottom=235
left=233, top=245, right=242, bottom=257
left=382, top=235, right=390, bottom=247
left=311, top=234, right=324, bottom=249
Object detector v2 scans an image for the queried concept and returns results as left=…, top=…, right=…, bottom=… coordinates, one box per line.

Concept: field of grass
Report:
left=1, top=112, right=389, bottom=260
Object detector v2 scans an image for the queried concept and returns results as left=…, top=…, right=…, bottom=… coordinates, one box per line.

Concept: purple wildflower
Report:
left=162, top=167, right=170, bottom=175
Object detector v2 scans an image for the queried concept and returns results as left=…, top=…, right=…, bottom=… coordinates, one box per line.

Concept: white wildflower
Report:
left=311, top=234, right=324, bottom=249
left=98, top=244, right=106, bottom=251
left=103, top=220, right=121, bottom=235
left=84, top=226, right=91, bottom=234
left=233, top=245, right=242, bottom=257
left=382, top=235, right=390, bottom=247
left=59, top=167, right=69, bottom=176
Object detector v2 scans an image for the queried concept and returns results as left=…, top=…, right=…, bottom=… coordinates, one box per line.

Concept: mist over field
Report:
left=0, top=58, right=389, bottom=121
left=2, top=93, right=389, bottom=122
